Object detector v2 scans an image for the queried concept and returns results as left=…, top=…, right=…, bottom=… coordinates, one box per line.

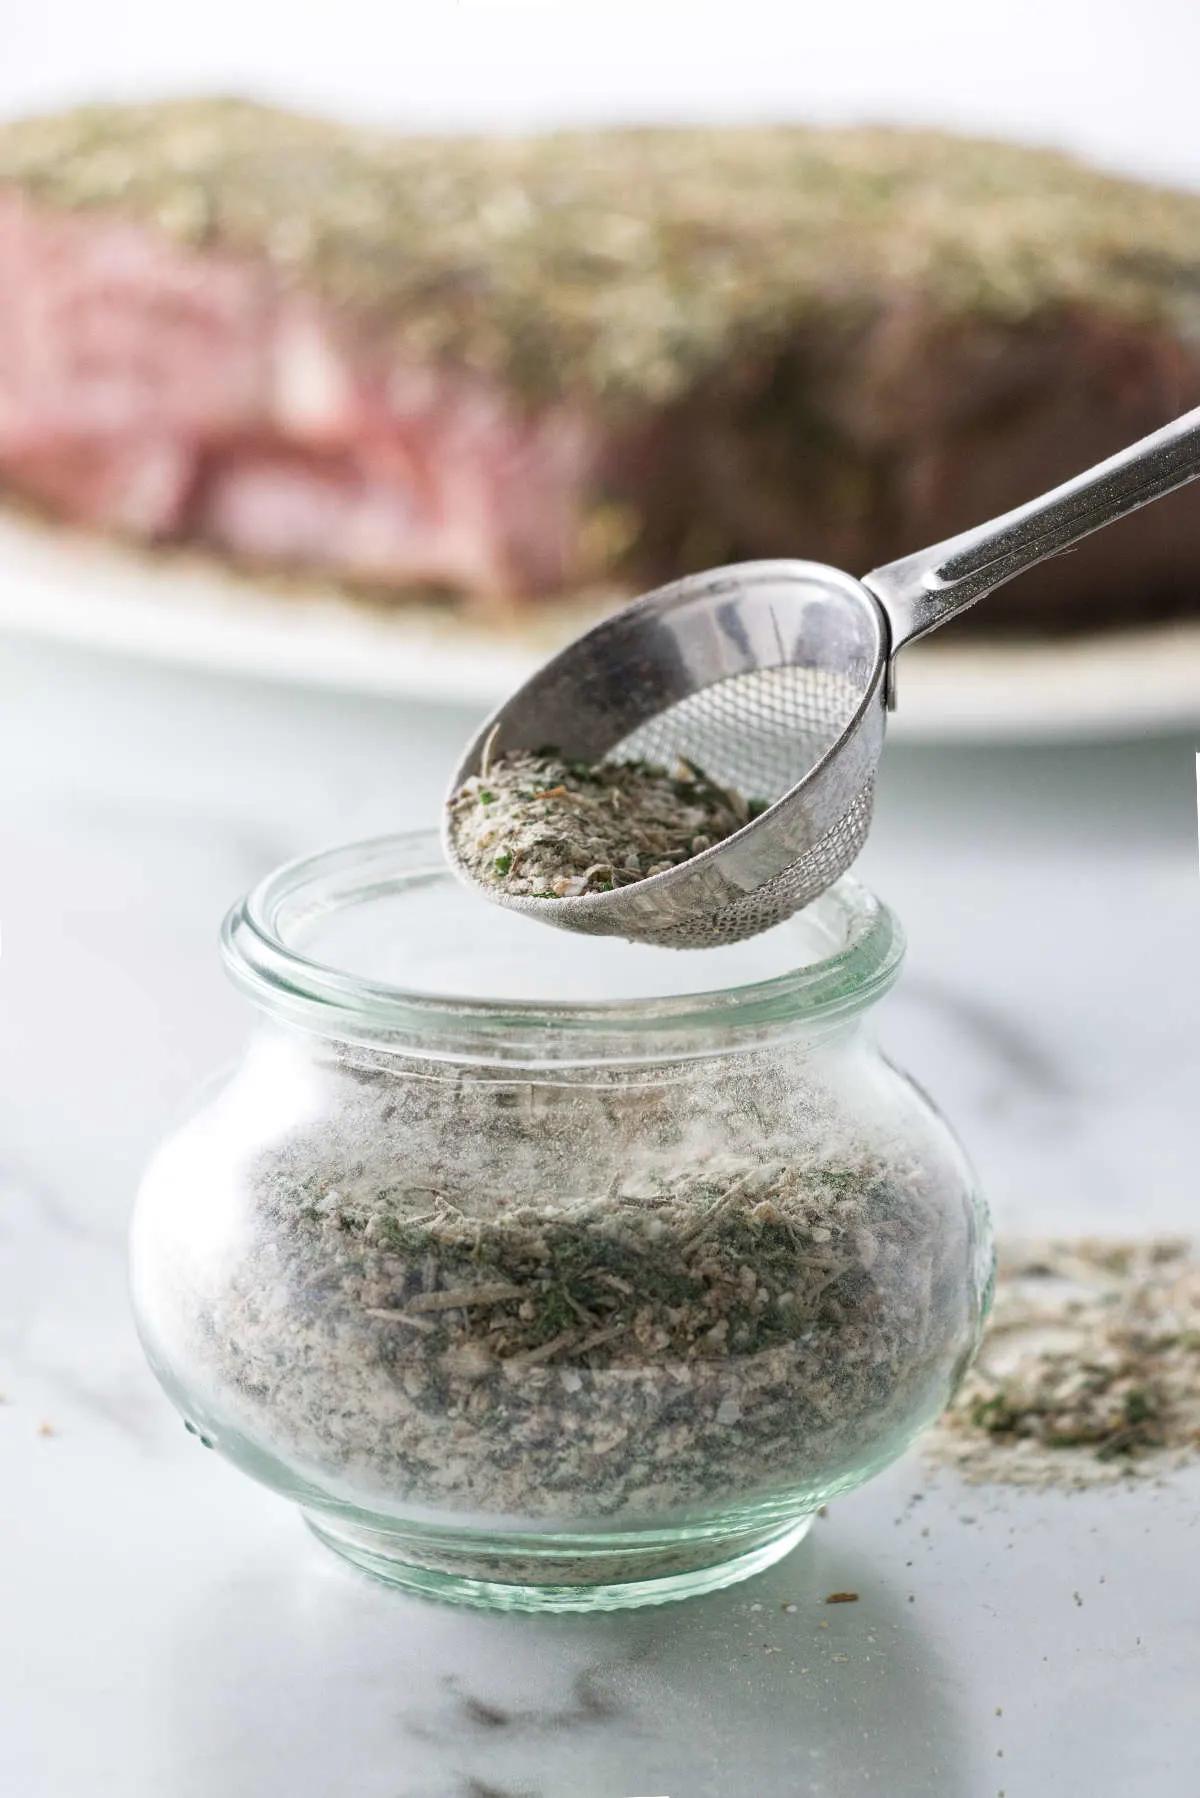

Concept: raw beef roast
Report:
left=2, top=99, right=1200, bottom=633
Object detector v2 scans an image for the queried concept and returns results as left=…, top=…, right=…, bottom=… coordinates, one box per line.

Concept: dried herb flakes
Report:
left=926, top=1237, right=1200, bottom=1487
left=178, top=1066, right=971, bottom=1526
left=447, top=748, right=757, bottom=898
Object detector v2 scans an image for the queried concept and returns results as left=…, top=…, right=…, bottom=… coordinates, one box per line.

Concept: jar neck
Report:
left=256, top=1003, right=879, bottom=1078
left=222, top=833, right=905, bottom=1071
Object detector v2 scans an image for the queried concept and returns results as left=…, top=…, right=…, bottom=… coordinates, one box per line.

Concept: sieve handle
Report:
left=862, top=404, right=1200, bottom=703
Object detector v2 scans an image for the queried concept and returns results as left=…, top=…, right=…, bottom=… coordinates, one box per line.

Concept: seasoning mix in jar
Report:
left=130, top=831, right=992, bottom=1611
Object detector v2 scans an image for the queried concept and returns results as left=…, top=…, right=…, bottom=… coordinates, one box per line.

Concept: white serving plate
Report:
left=0, top=511, right=1197, bottom=739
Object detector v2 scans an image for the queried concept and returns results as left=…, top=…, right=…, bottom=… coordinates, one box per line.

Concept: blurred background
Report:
left=3, top=0, right=1200, bottom=184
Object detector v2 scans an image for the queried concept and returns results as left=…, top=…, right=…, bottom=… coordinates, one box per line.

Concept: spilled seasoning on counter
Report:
left=925, top=1237, right=1200, bottom=1487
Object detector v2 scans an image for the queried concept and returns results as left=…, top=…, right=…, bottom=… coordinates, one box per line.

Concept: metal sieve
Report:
left=445, top=406, right=1200, bottom=947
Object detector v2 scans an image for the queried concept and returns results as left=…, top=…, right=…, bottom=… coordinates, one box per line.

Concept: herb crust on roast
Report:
left=2, top=98, right=1199, bottom=630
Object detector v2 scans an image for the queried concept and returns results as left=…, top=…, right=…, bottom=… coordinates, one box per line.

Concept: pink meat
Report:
left=0, top=189, right=594, bottom=605
left=5, top=173, right=1200, bottom=636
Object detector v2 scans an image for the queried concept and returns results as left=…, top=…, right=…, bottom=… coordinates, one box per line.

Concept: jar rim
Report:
left=221, top=830, right=905, bottom=1059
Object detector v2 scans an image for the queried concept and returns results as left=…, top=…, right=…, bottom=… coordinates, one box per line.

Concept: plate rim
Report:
left=0, top=512, right=1197, bottom=740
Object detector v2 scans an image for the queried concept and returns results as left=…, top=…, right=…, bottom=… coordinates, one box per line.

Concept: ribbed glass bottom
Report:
left=303, top=1508, right=814, bottom=1612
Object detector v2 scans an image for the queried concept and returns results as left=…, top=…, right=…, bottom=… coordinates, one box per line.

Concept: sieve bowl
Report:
left=444, top=560, right=887, bottom=947
left=445, top=406, right=1200, bottom=947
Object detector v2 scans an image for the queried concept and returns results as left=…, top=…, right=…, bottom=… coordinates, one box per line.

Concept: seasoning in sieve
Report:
left=447, top=747, right=764, bottom=898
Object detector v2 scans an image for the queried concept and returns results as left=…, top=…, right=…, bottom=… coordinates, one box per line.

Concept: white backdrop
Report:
left=1, top=0, right=1198, bottom=189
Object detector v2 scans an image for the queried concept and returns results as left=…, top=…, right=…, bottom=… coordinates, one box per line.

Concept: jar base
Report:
left=302, top=1508, right=814, bottom=1612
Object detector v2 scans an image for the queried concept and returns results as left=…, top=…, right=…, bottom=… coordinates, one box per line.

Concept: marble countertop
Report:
left=1, top=630, right=1197, bottom=1797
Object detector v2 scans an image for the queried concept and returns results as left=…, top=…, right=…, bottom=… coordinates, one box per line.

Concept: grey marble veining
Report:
left=0, top=628, right=1197, bottom=1796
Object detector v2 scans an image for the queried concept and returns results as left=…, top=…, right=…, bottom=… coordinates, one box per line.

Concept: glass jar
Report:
left=130, top=831, right=992, bottom=1612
